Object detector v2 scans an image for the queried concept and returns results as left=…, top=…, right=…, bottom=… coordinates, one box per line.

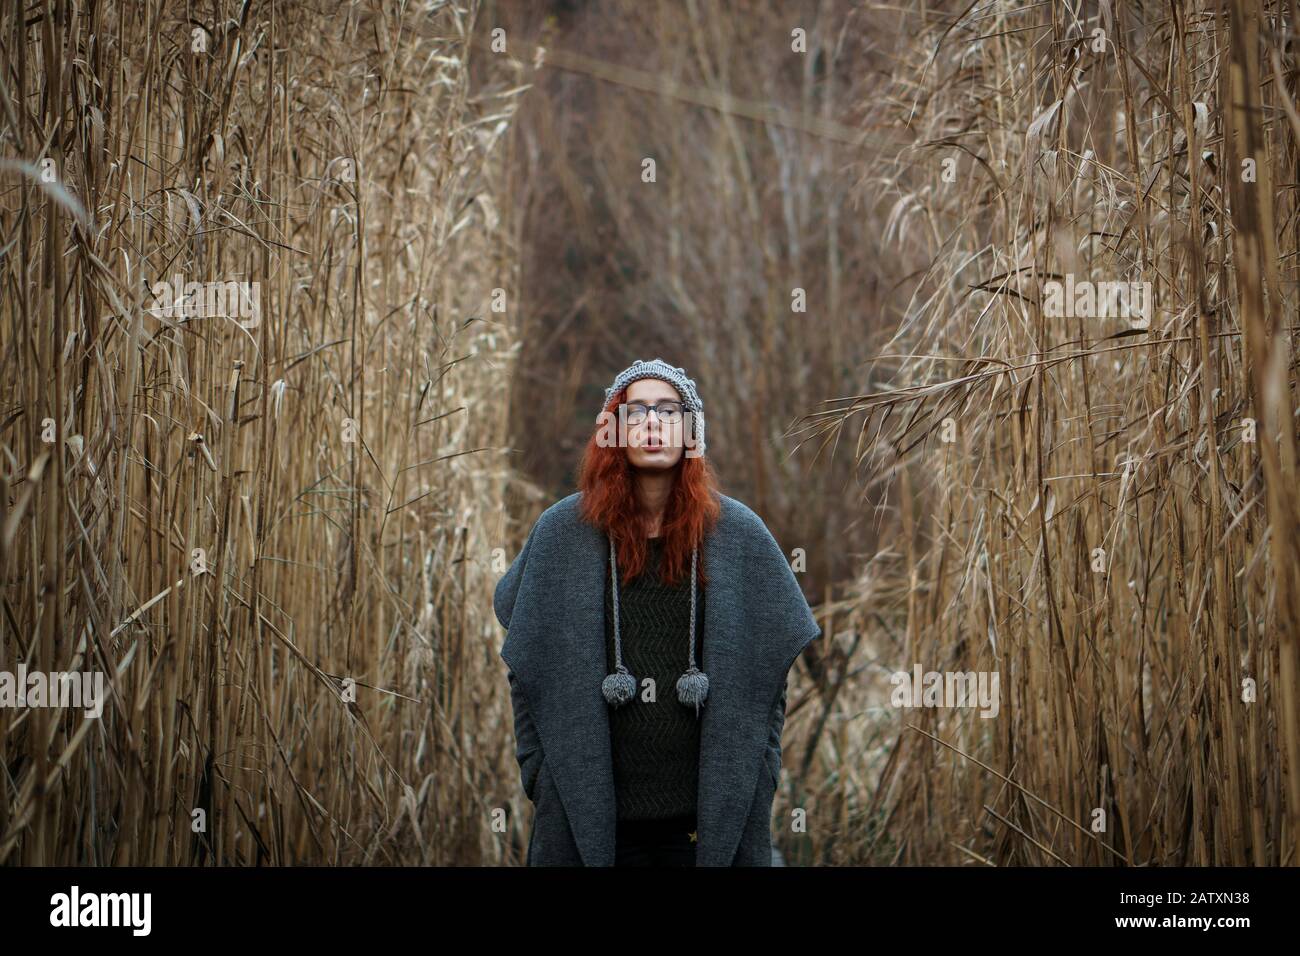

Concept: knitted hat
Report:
left=600, top=358, right=709, bottom=714
left=602, top=357, right=705, bottom=457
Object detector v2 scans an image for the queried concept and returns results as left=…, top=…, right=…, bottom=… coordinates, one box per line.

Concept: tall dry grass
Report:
left=6, top=0, right=1297, bottom=871
left=793, top=0, right=1300, bottom=865
left=0, top=0, right=528, bottom=864
left=484, top=0, right=891, bottom=603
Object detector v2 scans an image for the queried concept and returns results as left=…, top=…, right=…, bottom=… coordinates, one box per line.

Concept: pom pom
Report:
left=602, top=668, right=637, bottom=707
left=676, top=666, right=709, bottom=713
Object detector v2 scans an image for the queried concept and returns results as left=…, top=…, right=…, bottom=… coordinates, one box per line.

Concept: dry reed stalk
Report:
left=487, top=0, right=893, bottom=605
left=1, top=0, right=527, bottom=865
left=794, top=0, right=1300, bottom=865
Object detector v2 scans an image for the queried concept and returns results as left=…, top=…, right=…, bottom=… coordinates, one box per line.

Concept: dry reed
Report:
left=1, top=0, right=528, bottom=865
left=793, top=0, right=1300, bottom=866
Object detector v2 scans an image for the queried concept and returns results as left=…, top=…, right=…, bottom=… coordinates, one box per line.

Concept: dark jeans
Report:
left=614, top=814, right=698, bottom=867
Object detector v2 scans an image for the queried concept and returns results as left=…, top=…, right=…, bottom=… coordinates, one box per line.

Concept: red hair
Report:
left=577, top=386, right=723, bottom=588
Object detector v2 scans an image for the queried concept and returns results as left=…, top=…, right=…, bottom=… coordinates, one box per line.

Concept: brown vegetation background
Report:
left=2, top=0, right=1298, bottom=866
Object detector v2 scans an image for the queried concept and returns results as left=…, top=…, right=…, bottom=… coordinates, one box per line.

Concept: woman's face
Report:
left=623, top=379, right=685, bottom=471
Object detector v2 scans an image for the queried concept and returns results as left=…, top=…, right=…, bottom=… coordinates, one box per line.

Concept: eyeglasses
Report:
left=623, top=401, right=683, bottom=425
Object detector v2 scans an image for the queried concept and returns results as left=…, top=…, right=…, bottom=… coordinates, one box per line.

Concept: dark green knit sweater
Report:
left=604, top=535, right=704, bottom=822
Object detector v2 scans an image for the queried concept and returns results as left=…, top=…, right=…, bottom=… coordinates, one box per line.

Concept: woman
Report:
left=494, top=358, right=821, bottom=866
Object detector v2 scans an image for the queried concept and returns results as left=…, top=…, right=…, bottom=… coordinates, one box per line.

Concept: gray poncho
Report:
left=494, top=490, right=821, bottom=866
